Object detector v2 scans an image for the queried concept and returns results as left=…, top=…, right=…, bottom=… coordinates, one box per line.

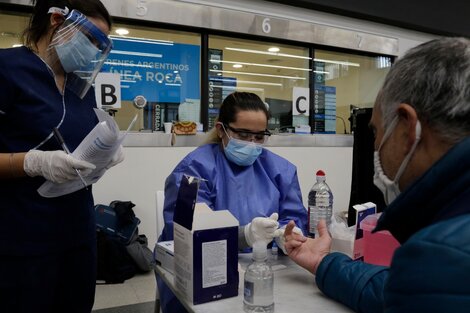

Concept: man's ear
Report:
left=396, top=103, right=419, bottom=150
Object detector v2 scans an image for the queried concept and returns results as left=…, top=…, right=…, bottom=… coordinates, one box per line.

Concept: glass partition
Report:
left=104, top=24, right=201, bottom=131
left=208, top=35, right=310, bottom=131
left=314, top=50, right=392, bottom=134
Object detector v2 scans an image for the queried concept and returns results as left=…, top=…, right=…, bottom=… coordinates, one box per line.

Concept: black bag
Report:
left=126, top=232, right=155, bottom=272
left=96, top=231, right=137, bottom=284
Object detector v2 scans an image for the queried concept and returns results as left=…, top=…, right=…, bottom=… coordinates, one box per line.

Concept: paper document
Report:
left=38, top=110, right=137, bottom=198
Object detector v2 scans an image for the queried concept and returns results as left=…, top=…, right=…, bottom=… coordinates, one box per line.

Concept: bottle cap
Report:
left=316, top=170, right=326, bottom=182
left=252, top=241, right=268, bottom=261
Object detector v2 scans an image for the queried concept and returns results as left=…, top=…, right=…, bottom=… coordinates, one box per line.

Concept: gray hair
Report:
left=377, top=37, right=470, bottom=143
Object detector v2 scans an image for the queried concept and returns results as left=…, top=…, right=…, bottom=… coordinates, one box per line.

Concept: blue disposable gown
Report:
left=160, top=143, right=307, bottom=242
left=158, top=143, right=307, bottom=313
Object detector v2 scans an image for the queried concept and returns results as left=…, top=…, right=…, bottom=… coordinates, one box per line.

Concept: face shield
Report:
left=46, top=9, right=113, bottom=98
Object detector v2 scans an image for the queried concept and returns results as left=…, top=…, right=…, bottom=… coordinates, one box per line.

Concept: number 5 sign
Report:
left=292, top=87, right=310, bottom=116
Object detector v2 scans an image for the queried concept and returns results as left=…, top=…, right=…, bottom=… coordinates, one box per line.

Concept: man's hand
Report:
left=284, top=219, right=332, bottom=274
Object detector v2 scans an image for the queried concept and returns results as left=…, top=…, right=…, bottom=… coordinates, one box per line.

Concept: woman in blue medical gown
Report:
left=0, top=1, right=122, bottom=312
left=157, top=91, right=307, bottom=313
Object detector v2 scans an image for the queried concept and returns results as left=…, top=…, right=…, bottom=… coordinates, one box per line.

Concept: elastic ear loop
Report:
left=393, top=120, right=422, bottom=181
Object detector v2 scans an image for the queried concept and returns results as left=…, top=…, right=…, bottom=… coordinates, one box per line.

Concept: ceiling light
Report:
left=115, top=28, right=129, bottom=36
left=232, top=64, right=243, bottom=68
left=210, top=69, right=306, bottom=80
left=268, top=47, right=280, bottom=53
left=110, top=36, right=174, bottom=46
left=209, top=77, right=282, bottom=87
left=12, top=44, right=22, bottom=47
left=314, top=58, right=360, bottom=67
left=210, top=59, right=310, bottom=72
left=226, top=47, right=311, bottom=60
left=225, top=47, right=360, bottom=67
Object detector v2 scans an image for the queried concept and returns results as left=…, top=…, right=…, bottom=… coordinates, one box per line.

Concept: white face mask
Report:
left=373, top=117, right=422, bottom=205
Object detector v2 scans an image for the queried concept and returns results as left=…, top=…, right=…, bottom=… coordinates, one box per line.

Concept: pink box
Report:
left=360, top=214, right=400, bottom=266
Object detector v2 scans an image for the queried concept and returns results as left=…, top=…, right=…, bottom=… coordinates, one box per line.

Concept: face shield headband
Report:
left=46, top=9, right=113, bottom=98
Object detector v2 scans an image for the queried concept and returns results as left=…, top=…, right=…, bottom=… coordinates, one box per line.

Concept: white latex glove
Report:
left=274, top=225, right=303, bottom=255
left=24, top=150, right=95, bottom=184
left=244, top=213, right=280, bottom=247
left=105, top=145, right=125, bottom=170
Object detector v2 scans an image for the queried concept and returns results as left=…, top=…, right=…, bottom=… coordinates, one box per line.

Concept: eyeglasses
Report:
left=223, top=124, right=271, bottom=143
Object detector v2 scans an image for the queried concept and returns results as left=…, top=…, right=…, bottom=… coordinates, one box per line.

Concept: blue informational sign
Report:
left=103, top=37, right=200, bottom=103
left=313, top=85, right=336, bottom=134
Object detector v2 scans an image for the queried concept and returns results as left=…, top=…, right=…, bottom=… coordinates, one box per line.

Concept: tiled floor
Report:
left=93, top=271, right=157, bottom=312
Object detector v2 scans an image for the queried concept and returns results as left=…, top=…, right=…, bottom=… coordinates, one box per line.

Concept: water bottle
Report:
left=308, top=170, right=333, bottom=238
left=243, top=241, right=274, bottom=313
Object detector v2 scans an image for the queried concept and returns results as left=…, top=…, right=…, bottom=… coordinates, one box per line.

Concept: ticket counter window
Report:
left=208, top=36, right=310, bottom=131
left=102, top=25, right=201, bottom=132
left=0, top=12, right=28, bottom=48
left=313, top=50, right=392, bottom=134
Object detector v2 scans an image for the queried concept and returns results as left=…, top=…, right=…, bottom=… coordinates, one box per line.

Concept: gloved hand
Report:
left=24, top=150, right=95, bottom=184
left=274, top=224, right=303, bottom=255
left=105, top=145, right=125, bottom=170
left=244, top=213, right=280, bottom=246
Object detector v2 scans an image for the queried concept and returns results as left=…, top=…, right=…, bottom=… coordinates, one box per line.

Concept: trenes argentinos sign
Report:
left=102, top=36, right=200, bottom=103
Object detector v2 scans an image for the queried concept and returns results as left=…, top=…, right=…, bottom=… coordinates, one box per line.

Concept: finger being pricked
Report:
left=284, top=220, right=307, bottom=242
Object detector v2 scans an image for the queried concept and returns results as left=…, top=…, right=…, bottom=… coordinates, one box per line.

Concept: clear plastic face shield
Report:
left=45, top=8, right=113, bottom=98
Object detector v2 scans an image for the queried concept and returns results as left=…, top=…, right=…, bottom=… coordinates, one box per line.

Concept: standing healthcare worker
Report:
left=157, top=91, right=308, bottom=313
left=0, top=1, right=122, bottom=313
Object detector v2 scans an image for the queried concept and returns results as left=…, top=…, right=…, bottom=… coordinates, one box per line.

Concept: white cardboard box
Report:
left=155, top=240, right=174, bottom=274
left=173, top=175, right=239, bottom=305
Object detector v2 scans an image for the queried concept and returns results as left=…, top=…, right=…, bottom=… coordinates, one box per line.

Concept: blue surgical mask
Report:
left=55, top=30, right=99, bottom=73
left=223, top=137, right=263, bottom=166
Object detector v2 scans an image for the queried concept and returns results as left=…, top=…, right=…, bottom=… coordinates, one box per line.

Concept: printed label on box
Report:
left=202, top=240, right=227, bottom=288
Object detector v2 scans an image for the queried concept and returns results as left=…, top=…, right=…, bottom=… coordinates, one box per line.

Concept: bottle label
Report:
left=244, top=280, right=254, bottom=304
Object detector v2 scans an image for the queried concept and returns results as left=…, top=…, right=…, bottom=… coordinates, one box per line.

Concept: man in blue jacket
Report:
left=284, top=37, right=470, bottom=313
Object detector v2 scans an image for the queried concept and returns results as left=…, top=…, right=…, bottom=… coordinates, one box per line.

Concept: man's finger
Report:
left=284, top=220, right=296, bottom=239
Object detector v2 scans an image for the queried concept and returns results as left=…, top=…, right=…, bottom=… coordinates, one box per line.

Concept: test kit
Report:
left=173, top=175, right=239, bottom=305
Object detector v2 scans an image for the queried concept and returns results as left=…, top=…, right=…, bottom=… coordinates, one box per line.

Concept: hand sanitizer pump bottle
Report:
left=243, top=241, right=274, bottom=313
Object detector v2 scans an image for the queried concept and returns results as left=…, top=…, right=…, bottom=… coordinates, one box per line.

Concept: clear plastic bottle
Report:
left=243, top=241, right=274, bottom=313
left=308, top=170, right=333, bottom=238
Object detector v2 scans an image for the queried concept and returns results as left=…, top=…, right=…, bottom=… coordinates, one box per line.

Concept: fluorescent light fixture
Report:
left=226, top=47, right=311, bottom=60
left=314, top=58, right=360, bottom=67
left=232, top=64, right=243, bottom=68
left=212, top=85, right=265, bottom=92
left=115, top=28, right=129, bottom=36
left=110, top=50, right=163, bottom=58
left=210, top=59, right=310, bottom=72
left=225, top=46, right=360, bottom=67
left=209, top=77, right=282, bottom=87
left=210, top=69, right=305, bottom=80
left=268, top=47, right=280, bottom=52
left=12, top=44, right=22, bottom=47
left=110, top=35, right=174, bottom=46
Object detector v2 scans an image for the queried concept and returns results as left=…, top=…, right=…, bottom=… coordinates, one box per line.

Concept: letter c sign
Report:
left=292, top=87, right=310, bottom=116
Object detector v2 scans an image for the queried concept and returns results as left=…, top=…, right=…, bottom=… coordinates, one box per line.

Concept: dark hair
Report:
left=218, top=92, right=269, bottom=125
left=23, top=0, right=112, bottom=48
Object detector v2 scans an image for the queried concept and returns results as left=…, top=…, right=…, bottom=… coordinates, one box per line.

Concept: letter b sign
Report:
left=94, top=73, right=121, bottom=109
